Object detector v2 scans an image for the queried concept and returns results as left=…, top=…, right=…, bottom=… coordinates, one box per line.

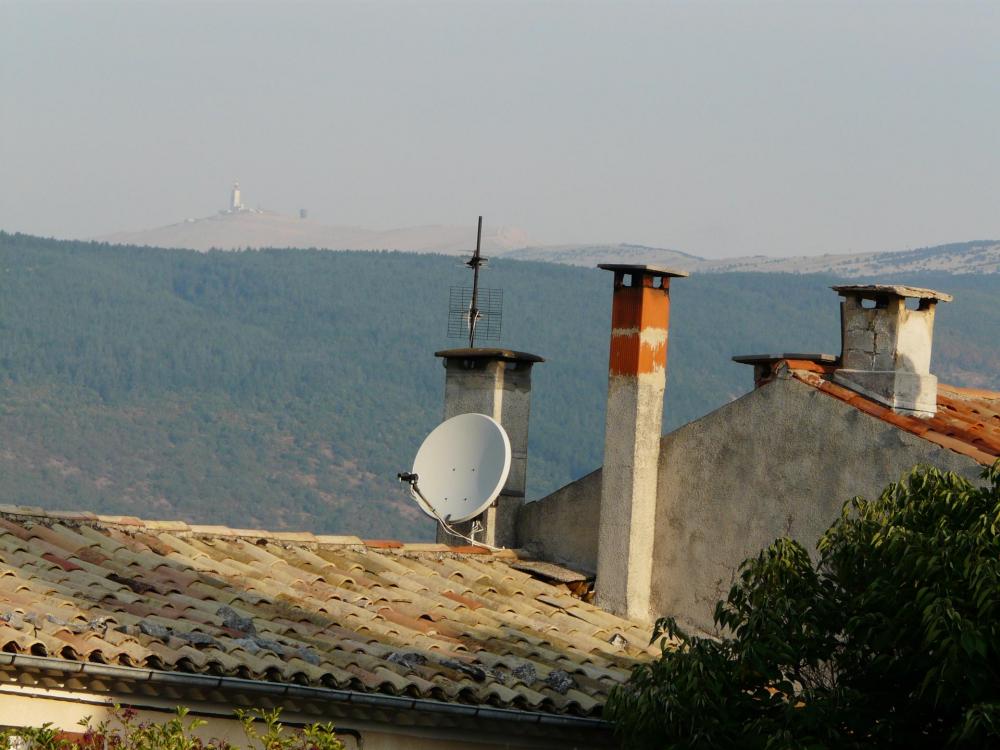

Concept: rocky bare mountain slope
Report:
left=96, top=211, right=998, bottom=277
left=506, top=240, right=1000, bottom=276
left=97, top=211, right=528, bottom=254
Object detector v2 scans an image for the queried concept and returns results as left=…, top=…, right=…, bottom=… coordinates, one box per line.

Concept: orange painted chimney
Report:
left=596, top=264, right=687, bottom=621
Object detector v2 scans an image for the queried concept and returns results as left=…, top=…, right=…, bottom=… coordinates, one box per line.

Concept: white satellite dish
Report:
left=405, top=413, right=511, bottom=524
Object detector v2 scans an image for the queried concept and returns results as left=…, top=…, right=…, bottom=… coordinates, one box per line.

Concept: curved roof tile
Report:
left=0, top=508, right=653, bottom=717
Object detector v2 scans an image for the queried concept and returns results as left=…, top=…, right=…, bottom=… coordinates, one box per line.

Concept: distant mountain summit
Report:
left=96, top=210, right=528, bottom=254
left=94, top=201, right=998, bottom=276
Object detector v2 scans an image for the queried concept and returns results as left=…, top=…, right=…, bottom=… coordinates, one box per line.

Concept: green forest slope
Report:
left=1, top=232, right=997, bottom=539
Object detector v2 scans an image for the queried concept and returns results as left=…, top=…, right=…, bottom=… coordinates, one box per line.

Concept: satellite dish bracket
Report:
left=397, top=471, right=498, bottom=550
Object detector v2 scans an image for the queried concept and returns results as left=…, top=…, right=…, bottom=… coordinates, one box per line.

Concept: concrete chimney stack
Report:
left=434, top=348, right=543, bottom=548
left=832, top=285, right=952, bottom=417
left=595, top=264, right=687, bottom=621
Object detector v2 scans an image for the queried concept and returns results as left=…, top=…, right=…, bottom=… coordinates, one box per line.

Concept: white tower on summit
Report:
left=230, top=182, right=242, bottom=211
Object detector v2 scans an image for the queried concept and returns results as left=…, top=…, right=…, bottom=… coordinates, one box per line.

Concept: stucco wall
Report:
left=654, top=375, right=984, bottom=632
left=517, top=468, right=601, bottom=573
left=519, top=375, right=986, bottom=633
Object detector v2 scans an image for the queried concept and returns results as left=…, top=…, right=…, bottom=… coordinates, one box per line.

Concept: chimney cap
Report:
left=732, top=352, right=838, bottom=366
left=434, top=347, right=545, bottom=364
left=831, top=284, right=952, bottom=303
left=597, top=263, right=690, bottom=278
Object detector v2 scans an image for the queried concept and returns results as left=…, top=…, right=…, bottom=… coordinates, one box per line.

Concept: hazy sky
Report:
left=2, top=1, right=997, bottom=258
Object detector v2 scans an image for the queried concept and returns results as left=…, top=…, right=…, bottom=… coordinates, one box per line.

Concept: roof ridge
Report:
left=938, top=383, right=1000, bottom=401
left=0, top=504, right=515, bottom=557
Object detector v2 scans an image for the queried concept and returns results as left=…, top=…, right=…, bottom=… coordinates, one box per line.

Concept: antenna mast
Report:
left=447, top=216, right=502, bottom=345
left=466, top=216, right=485, bottom=348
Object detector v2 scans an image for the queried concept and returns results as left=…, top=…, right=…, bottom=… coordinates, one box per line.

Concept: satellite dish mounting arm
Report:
left=396, top=472, right=435, bottom=517
left=396, top=470, right=501, bottom=551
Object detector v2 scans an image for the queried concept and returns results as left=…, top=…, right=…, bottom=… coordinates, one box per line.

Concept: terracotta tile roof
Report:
left=769, top=361, right=1000, bottom=465
left=0, top=507, right=654, bottom=718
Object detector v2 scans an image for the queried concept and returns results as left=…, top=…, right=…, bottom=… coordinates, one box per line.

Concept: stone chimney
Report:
left=832, top=284, right=952, bottom=417
left=595, top=264, right=687, bottom=621
left=434, top=348, right=544, bottom=547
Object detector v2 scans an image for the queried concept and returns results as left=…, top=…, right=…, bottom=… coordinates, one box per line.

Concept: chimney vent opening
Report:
left=859, top=297, right=889, bottom=309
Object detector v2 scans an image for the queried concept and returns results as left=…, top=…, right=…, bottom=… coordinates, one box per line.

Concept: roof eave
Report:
left=0, top=653, right=612, bottom=744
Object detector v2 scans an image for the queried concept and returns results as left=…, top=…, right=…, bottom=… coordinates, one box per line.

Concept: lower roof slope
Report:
left=0, top=507, right=654, bottom=718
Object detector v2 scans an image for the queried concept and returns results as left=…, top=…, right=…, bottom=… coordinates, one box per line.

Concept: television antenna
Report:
left=447, top=216, right=503, bottom=347
left=398, top=413, right=512, bottom=549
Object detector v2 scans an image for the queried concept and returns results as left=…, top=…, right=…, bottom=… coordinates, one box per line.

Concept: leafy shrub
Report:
left=1, top=706, right=344, bottom=750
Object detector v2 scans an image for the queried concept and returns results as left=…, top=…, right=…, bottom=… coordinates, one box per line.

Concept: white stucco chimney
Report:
left=434, top=348, right=544, bottom=548
left=832, top=284, right=952, bottom=417
left=595, top=264, right=687, bottom=621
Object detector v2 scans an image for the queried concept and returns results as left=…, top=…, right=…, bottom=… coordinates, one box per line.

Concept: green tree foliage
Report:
left=0, top=231, right=997, bottom=538
left=607, top=463, right=1000, bottom=749
left=0, top=706, right=344, bottom=750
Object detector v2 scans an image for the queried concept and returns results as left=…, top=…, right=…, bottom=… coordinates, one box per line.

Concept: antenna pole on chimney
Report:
left=466, top=216, right=485, bottom=348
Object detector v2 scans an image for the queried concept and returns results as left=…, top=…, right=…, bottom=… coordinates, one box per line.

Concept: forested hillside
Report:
left=1, top=232, right=997, bottom=539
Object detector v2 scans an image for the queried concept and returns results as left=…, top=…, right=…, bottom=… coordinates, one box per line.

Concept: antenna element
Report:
left=447, top=217, right=503, bottom=346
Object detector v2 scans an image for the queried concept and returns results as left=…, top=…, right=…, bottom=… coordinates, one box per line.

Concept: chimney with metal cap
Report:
left=596, top=264, right=687, bottom=621
left=832, top=284, right=952, bottom=417
left=433, top=348, right=544, bottom=547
